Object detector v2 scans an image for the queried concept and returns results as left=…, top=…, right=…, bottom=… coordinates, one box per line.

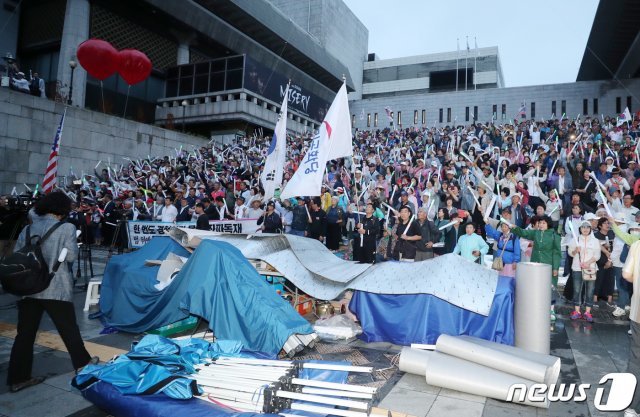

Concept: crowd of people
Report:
left=3, top=114, right=640, bottom=323
left=2, top=55, right=46, bottom=97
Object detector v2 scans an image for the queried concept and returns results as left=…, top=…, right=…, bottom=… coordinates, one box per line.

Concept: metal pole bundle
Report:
left=192, top=357, right=381, bottom=416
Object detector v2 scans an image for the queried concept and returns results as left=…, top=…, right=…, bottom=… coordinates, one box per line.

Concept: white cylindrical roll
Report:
left=435, top=334, right=550, bottom=384
left=425, top=351, right=548, bottom=408
left=398, top=347, right=432, bottom=376
left=515, top=262, right=551, bottom=354
left=458, top=335, right=561, bottom=385
left=58, top=248, right=68, bottom=263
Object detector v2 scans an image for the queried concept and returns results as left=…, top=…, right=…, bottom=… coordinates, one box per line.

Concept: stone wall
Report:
left=0, top=88, right=209, bottom=194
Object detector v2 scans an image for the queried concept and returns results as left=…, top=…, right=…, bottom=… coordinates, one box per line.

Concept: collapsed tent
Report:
left=74, top=335, right=353, bottom=417
left=170, top=230, right=499, bottom=316
left=100, top=237, right=313, bottom=355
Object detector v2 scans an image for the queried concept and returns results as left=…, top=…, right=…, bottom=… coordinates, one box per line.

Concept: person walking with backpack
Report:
left=6, top=192, right=96, bottom=392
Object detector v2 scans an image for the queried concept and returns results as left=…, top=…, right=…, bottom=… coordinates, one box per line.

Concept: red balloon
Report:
left=76, top=39, right=118, bottom=81
left=117, top=49, right=152, bottom=86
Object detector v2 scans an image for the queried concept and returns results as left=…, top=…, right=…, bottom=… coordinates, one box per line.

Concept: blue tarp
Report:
left=349, top=275, right=515, bottom=346
left=178, top=239, right=313, bottom=355
left=100, top=237, right=192, bottom=332
left=100, top=237, right=313, bottom=355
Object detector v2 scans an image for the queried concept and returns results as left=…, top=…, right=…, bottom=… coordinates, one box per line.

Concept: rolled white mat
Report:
left=515, top=262, right=551, bottom=354
left=458, top=335, right=561, bottom=385
left=424, top=351, right=548, bottom=408
left=435, top=334, right=550, bottom=384
left=398, top=347, right=431, bottom=376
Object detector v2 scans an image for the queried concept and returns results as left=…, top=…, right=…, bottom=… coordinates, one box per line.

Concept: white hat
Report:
left=583, top=212, right=599, bottom=221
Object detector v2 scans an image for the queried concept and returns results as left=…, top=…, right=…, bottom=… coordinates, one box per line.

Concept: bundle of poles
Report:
left=192, top=357, right=382, bottom=416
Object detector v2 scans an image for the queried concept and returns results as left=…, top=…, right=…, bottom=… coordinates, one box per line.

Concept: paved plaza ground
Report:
left=0, top=247, right=632, bottom=417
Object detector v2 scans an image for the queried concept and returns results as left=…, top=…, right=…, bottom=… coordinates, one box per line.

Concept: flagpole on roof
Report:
left=465, top=36, right=469, bottom=91
left=456, top=38, right=459, bottom=93
left=474, top=37, right=478, bottom=91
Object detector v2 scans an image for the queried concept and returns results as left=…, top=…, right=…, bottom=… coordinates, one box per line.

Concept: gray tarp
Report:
left=169, top=229, right=499, bottom=316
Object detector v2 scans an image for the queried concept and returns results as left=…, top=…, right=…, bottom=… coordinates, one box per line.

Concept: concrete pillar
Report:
left=57, top=0, right=90, bottom=108
left=177, top=43, right=190, bottom=65
left=171, top=30, right=196, bottom=66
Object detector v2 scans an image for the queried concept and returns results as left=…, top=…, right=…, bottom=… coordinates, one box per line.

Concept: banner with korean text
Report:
left=127, top=219, right=260, bottom=248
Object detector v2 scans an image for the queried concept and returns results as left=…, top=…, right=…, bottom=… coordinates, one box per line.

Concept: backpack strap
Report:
left=39, top=222, right=64, bottom=245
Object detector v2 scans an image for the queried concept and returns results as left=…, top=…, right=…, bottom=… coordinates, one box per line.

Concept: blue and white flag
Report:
left=261, top=84, right=289, bottom=200
left=281, top=82, right=352, bottom=198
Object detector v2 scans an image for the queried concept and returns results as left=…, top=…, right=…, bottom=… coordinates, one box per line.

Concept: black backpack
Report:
left=0, top=222, right=64, bottom=296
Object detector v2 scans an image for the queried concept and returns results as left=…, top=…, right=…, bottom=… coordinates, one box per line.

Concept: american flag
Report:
left=42, top=109, right=66, bottom=194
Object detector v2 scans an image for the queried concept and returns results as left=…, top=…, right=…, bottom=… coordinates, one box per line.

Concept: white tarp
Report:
left=168, top=229, right=499, bottom=316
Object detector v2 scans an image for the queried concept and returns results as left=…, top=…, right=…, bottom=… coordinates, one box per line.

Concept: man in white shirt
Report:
left=234, top=196, right=248, bottom=219
left=159, top=196, right=178, bottom=223
left=617, top=193, right=638, bottom=223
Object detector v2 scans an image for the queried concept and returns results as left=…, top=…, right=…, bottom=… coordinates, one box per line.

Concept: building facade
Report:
left=3, top=0, right=368, bottom=136
left=350, top=78, right=640, bottom=130
left=361, top=46, right=504, bottom=100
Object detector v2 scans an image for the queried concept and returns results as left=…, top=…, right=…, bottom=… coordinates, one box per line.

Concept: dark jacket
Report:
left=307, top=208, right=327, bottom=238
left=291, top=205, right=308, bottom=231
left=393, top=220, right=421, bottom=260
left=416, top=220, right=440, bottom=252
left=444, top=224, right=463, bottom=254
left=258, top=211, right=283, bottom=233
left=196, top=213, right=210, bottom=230
left=175, top=206, right=192, bottom=222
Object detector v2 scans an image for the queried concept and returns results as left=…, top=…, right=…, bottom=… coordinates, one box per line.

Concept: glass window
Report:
left=530, top=102, right=535, bottom=118
left=374, top=113, right=378, bottom=127
left=593, top=98, right=599, bottom=114
left=465, top=107, right=469, bottom=122
left=551, top=101, right=556, bottom=117
left=583, top=99, right=588, bottom=116
left=227, top=56, right=244, bottom=70
left=422, top=109, right=426, bottom=124
left=397, top=111, right=402, bottom=126
left=178, top=78, right=193, bottom=96
left=627, top=96, right=632, bottom=111
left=561, top=100, right=566, bottom=115
left=194, top=74, right=208, bottom=94
left=446, top=108, right=451, bottom=123
left=352, top=114, right=355, bottom=126
left=616, top=97, right=621, bottom=114
left=367, top=113, right=371, bottom=127
left=166, top=78, right=178, bottom=97
left=492, top=104, right=497, bottom=116
left=210, top=72, right=225, bottom=92
left=439, top=108, right=443, bottom=123
left=414, top=110, right=418, bottom=125
left=211, top=60, right=225, bottom=72
left=501, top=104, right=506, bottom=118
left=473, top=106, right=478, bottom=121
left=226, top=69, right=243, bottom=90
